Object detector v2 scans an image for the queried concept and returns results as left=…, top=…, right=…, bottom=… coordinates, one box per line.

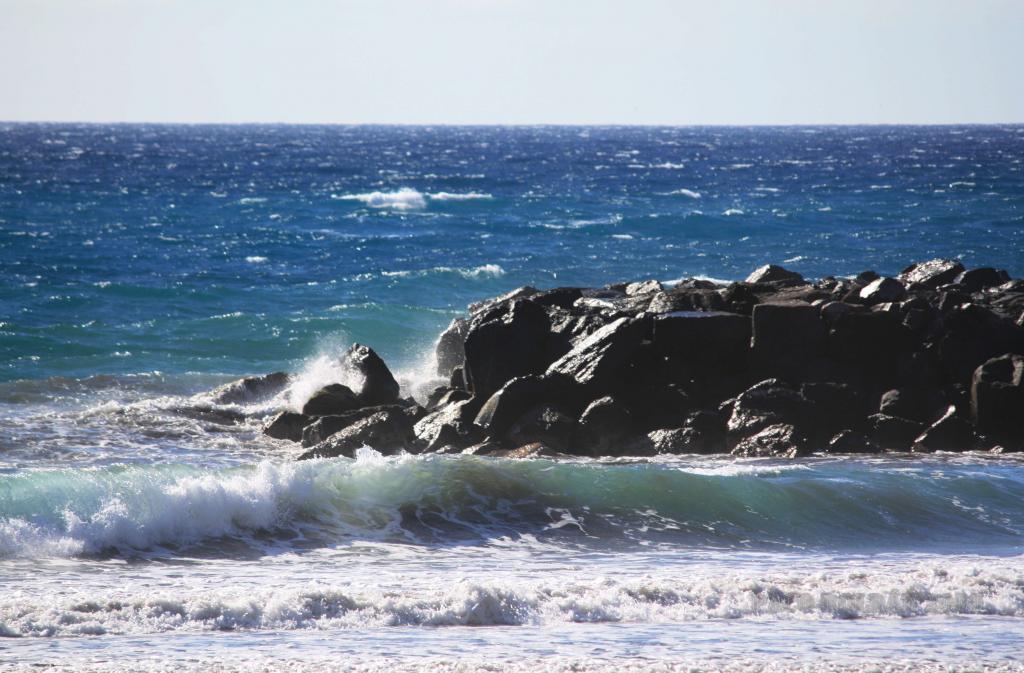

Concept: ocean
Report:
left=1, top=124, right=1023, bottom=672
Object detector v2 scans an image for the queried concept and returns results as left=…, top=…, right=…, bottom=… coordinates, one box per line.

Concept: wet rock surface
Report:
left=251, top=259, right=1023, bottom=458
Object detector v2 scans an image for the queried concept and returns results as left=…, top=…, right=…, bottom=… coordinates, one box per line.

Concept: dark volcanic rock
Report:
left=971, top=353, right=1024, bottom=444
left=463, top=299, right=552, bottom=397
left=414, top=397, right=485, bottom=453
left=937, top=304, right=1024, bottom=384
left=825, top=429, right=879, bottom=454
left=721, top=283, right=760, bottom=315
left=638, top=411, right=727, bottom=455
left=263, top=411, right=310, bottom=442
left=474, top=374, right=571, bottom=437
left=827, top=310, right=910, bottom=386
left=858, top=277, right=906, bottom=305
left=731, top=423, right=808, bottom=457
left=571, top=396, right=633, bottom=456
left=467, top=285, right=539, bottom=315
left=344, top=344, right=401, bottom=406
left=301, top=405, right=406, bottom=447
left=505, top=405, right=576, bottom=453
left=282, top=258, right=1022, bottom=459
left=298, top=408, right=415, bottom=459
left=800, top=382, right=866, bottom=440
left=899, top=259, right=965, bottom=289
left=751, top=303, right=827, bottom=380
left=641, top=428, right=710, bottom=455
left=301, top=383, right=360, bottom=416
left=865, top=413, right=925, bottom=451
left=626, top=384, right=693, bottom=432
left=213, top=372, right=290, bottom=405
left=878, top=388, right=939, bottom=424
left=957, top=268, right=1010, bottom=292
left=912, top=405, right=973, bottom=453
left=727, top=379, right=812, bottom=444
left=546, top=316, right=647, bottom=395
left=745, top=264, right=805, bottom=286
left=435, top=318, right=469, bottom=377
left=654, top=311, right=751, bottom=398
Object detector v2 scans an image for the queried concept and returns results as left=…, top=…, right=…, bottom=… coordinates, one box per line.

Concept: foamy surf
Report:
left=334, top=188, right=493, bottom=209
left=4, top=557, right=1024, bottom=636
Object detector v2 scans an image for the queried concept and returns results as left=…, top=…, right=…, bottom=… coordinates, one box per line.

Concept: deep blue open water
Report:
left=1, top=124, right=1024, bottom=672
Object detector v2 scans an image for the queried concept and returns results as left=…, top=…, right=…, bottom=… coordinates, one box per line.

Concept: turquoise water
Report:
left=2, top=124, right=1024, bottom=671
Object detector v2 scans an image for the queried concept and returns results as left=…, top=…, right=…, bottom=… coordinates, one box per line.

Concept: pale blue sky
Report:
left=2, top=0, right=1022, bottom=124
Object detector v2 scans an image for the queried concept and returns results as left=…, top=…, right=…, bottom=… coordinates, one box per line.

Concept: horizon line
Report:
left=3, top=119, right=1024, bottom=128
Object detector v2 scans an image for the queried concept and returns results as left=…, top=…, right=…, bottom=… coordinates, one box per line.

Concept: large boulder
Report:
left=731, top=423, right=809, bottom=458
left=858, top=277, right=906, bottom=305
left=571, top=396, right=633, bottom=456
left=970, top=353, right=1024, bottom=445
left=899, top=259, right=965, bottom=289
left=635, top=411, right=728, bottom=455
left=827, top=310, right=910, bottom=387
left=474, top=374, right=571, bottom=438
left=435, top=318, right=469, bottom=377
left=622, top=384, right=693, bottom=433
left=800, top=381, right=866, bottom=441
left=937, top=305, right=1024, bottom=384
left=864, top=413, right=924, bottom=451
left=413, top=397, right=485, bottom=452
left=263, top=411, right=310, bottom=442
left=546, top=316, right=647, bottom=396
left=213, top=372, right=290, bottom=405
left=727, top=379, right=813, bottom=444
left=301, top=383, right=360, bottom=416
left=751, top=303, right=827, bottom=381
left=878, top=388, right=941, bottom=424
left=343, top=344, right=401, bottom=406
left=745, top=264, right=805, bottom=286
left=653, top=311, right=751, bottom=399
left=957, top=268, right=1010, bottom=293
left=463, top=299, right=553, bottom=397
left=297, top=408, right=415, bottom=459
left=505, top=405, right=576, bottom=453
left=301, top=405, right=406, bottom=447
left=912, top=405, right=973, bottom=453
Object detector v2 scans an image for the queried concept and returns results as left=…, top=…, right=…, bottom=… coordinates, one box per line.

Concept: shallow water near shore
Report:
left=2, top=124, right=1024, bottom=671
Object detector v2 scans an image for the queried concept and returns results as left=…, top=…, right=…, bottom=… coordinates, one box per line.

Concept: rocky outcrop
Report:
left=212, top=372, right=291, bottom=405
left=251, top=258, right=1022, bottom=459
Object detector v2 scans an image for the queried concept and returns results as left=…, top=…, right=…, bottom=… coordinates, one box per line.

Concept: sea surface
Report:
left=1, top=124, right=1024, bottom=672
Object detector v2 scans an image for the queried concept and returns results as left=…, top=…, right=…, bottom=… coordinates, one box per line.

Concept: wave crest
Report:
left=334, top=188, right=493, bottom=210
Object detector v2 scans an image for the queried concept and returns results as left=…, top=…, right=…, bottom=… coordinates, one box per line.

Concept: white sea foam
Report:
left=723, top=208, right=745, bottom=216
left=3, top=556, right=1024, bottom=637
left=337, top=188, right=428, bottom=210
left=245, top=256, right=268, bottom=264
left=380, top=264, right=505, bottom=280
left=335, top=189, right=493, bottom=210
left=3, top=660, right=1020, bottom=673
left=667, top=188, right=701, bottom=199
left=428, top=191, right=493, bottom=201
left=285, top=343, right=364, bottom=412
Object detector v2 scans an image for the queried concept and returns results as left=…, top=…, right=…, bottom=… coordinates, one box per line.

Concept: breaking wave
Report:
left=1, top=452, right=1023, bottom=559
left=334, top=188, right=493, bottom=210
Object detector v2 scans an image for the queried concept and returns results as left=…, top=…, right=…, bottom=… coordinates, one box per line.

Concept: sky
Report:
left=1, top=0, right=1023, bottom=125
